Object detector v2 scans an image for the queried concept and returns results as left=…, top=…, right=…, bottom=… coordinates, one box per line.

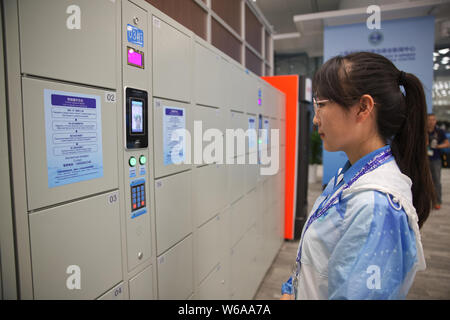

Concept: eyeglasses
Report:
left=313, top=98, right=329, bottom=115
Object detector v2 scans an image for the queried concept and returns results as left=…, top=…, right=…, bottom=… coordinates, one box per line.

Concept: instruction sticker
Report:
left=153, top=17, right=161, bottom=29
left=264, top=119, right=270, bottom=145
left=248, top=118, right=256, bottom=149
left=163, top=106, right=186, bottom=165
left=44, top=89, right=103, bottom=188
left=127, top=24, right=144, bottom=47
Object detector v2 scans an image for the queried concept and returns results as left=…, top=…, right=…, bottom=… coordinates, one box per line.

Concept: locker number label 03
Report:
left=107, top=191, right=119, bottom=205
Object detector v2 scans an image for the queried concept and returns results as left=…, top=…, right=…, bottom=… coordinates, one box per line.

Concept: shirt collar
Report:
left=341, top=145, right=391, bottom=185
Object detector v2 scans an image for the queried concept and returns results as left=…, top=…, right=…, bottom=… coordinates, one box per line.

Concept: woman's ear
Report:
left=356, top=94, right=375, bottom=122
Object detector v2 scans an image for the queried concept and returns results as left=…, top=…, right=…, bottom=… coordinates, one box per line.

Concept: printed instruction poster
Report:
left=44, top=89, right=104, bottom=188
left=264, top=119, right=270, bottom=145
left=248, top=118, right=256, bottom=149
left=163, top=106, right=186, bottom=165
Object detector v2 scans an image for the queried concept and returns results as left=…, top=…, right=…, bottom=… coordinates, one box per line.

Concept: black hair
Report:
left=313, top=51, right=434, bottom=228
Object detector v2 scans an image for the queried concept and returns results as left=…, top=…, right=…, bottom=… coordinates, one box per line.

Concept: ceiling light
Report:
left=446, top=65, right=450, bottom=70
left=434, top=52, right=440, bottom=57
left=273, top=32, right=301, bottom=40
left=438, top=48, right=450, bottom=54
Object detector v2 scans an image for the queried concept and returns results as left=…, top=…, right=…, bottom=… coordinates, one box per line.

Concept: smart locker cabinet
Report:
left=1, top=0, right=286, bottom=300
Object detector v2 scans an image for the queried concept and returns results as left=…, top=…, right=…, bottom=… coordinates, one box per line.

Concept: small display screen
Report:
left=127, top=47, right=144, bottom=68
left=131, top=100, right=143, bottom=133
left=125, top=87, right=148, bottom=149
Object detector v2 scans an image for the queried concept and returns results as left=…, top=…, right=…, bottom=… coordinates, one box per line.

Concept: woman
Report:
left=281, top=52, right=434, bottom=300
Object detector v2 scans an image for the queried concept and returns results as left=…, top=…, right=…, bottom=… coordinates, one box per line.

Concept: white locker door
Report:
left=157, top=236, right=194, bottom=300
left=29, top=191, right=122, bottom=299
left=19, top=0, right=117, bottom=88
left=154, top=171, right=192, bottom=255
left=129, top=265, right=154, bottom=300
left=153, top=15, right=191, bottom=103
left=196, top=215, right=221, bottom=284
left=196, top=264, right=229, bottom=300
left=194, top=42, right=221, bottom=108
left=22, top=77, right=118, bottom=211
left=192, top=164, right=227, bottom=227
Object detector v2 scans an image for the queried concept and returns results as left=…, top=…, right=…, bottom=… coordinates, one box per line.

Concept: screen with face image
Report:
left=131, top=100, right=143, bottom=134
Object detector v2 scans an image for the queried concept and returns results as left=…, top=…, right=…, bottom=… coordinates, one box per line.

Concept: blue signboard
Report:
left=127, top=24, right=144, bottom=47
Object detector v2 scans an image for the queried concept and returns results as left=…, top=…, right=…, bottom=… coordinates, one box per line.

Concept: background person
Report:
left=427, top=113, right=450, bottom=210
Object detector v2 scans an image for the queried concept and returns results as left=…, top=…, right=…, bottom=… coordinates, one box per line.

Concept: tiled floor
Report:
left=254, top=168, right=450, bottom=300
left=407, top=168, right=450, bottom=299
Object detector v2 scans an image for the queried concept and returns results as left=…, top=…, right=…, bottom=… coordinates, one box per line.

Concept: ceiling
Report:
left=254, top=0, right=450, bottom=57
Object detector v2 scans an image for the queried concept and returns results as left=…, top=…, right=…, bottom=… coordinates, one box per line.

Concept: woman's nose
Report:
left=313, top=112, right=319, bottom=126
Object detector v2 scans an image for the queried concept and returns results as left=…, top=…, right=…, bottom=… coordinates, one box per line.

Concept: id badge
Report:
left=428, top=149, right=434, bottom=157
left=292, top=263, right=299, bottom=300
left=293, top=277, right=298, bottom=300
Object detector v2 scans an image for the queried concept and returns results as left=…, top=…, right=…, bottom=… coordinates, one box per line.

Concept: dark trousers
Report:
left=430, top=158, right=442, bottom=204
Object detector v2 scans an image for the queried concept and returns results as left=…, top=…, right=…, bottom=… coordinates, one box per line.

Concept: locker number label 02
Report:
left=105, top=92, right=116, bottom=103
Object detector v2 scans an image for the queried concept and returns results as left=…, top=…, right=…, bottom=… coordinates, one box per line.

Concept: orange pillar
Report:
left=262, top=75, right=299, bottom=240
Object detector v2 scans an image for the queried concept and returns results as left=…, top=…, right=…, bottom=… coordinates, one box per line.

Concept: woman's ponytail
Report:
left=391, top=72, right=434, bottom=228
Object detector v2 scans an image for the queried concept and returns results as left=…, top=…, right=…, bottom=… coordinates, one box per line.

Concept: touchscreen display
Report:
left=131, top=100, right=143, bottom=133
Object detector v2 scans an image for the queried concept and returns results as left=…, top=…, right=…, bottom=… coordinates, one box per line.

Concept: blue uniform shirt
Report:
left=295, top=146, right=420, bottom=299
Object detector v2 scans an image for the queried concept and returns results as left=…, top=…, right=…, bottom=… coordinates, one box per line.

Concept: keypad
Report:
left=131, top=183, right=145, bottom=211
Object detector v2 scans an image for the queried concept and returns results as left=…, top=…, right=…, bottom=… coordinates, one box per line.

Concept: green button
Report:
left=129, top=156, right=137, bottom=167
left=139, top=155, right=147, bottom=165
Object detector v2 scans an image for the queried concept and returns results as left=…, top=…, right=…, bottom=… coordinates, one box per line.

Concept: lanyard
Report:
left=294, top=147, right=393, bottom=277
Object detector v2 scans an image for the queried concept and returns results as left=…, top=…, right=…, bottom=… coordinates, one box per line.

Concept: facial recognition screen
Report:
left=125, top=87, right=148, bottom=149
left=131, top=100, right=143, bottom=134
